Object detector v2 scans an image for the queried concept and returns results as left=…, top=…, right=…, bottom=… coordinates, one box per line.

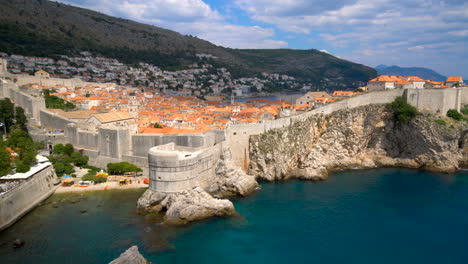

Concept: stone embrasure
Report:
left=109, top=246, right=149, bottom=264
left=249, top=104, right=468, bottom=181
left=137, top=187, right=235, bottom=225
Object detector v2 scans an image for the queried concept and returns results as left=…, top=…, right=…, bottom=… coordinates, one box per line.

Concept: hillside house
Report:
left=367, top=76, right=400, bottom=91
left=368, top=75, right=426, bottom=91
left=295, top=91, right=331, bottom=105
left=446, top=76, right=464, bottom=87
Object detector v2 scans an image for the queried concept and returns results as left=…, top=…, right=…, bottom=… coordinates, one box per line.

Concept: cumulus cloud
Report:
left=57, top=0, right=287, bottom=49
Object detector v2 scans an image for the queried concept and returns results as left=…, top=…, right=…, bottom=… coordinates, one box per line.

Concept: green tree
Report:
left=0, top=98, right=15, bottom=133
left=388, top=97, right=418, bottom=124
left=107, top=162, right=142, bottom=175
left=15, top=160, right=30, bottom=173
left=64, top=165, right=75, bottom=175
left=53, top=144, right=65, bottom=155
left=63, top=143, right=74, bottom=156
left=0, top=140, right=12, bottom=176
left=153, top=122, right=163, bottom=128
left=7, top=129, right=38, bottom=172
left=53, top=162, right=65, bottom=176
left=14, top=106, right=28, bottom=130
left=71, top=151, right=88, bottom=167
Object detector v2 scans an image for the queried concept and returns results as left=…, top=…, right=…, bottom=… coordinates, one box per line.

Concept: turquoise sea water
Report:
left=1, top=168, right=468, bottom=264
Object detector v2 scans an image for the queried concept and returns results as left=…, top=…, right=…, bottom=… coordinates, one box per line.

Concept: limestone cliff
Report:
left=249, top=104, right=468, bottom=181
left=207, top=148, right=259, bottom=196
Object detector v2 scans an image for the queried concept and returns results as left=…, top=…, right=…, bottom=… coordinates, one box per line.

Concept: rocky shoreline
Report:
left=137, top=104, right=467, bottom=225
left=137, top=150, right=259, bottom=225
left=249, top=104, right=467, bottom=181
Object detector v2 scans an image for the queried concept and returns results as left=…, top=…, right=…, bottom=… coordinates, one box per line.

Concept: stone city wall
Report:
left=404, top=88, right=462, bottom=114
left=2, top=77, right=465, bottom=177
left=5, top=87, right=46, bottom=124
left=0, top=165, right=57, bottom=231
left=39, top=109, right=73, bottom=130
left=13, top=75, right=85, bottom=87
left=461, top=87, right=468, bottom=106
left=147, top=142, right=222, bottom=192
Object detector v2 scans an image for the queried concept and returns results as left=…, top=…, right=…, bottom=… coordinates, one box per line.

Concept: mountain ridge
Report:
left=375, top=65, right=447, bottom=81
left=0, top=0, right=377, bottom=89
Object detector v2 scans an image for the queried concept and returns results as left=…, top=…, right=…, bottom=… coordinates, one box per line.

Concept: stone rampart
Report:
left=404, top=88, right=462, bottom=114
left=131, top=130, right=223, bottom=157
left=226, top=89, right=406, bottom=170
left=6, top=87, right=46, bottom=124
left=40, top=109, right=73, bottom=130
left=13, top=75, right=85, bottom=87
left=2, top=77, right=464, bottom=177
left=147, top=142, right=222, bottom=193
left=0, top=164, right=57, bottom=231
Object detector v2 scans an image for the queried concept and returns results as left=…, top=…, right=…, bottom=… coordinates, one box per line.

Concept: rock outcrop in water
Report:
left=109, top=246, right=149, bottom=264
left=249, top=104, right=468, bottom=181
left=137, top=149, right=257, bottom=225
left=138, top=187, right=235, bottom=225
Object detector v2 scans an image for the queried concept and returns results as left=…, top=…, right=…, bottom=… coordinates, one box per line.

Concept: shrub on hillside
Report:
left=434, top=119, right=446, bottom=126
left=461, top=105, right=468, bottom=116
left=387, top=97, right=418, bottom=124
left=447, top=109, right=464, bottom=121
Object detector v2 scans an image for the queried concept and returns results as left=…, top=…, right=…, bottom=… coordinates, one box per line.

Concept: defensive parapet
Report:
left=148, top=142, right=221, bottom=193
left=0, top=163, right=57, bottom=231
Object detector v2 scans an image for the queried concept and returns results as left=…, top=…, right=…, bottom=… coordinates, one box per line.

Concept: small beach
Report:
left=54, top=179, right=148, bottom=193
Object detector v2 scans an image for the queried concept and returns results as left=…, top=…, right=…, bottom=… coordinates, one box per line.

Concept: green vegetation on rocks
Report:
left=388, top=97, right=418, bottom=124
left=461, top=105, right=468, bottom=116
left=434, top=119, right=447, bottom=126
left=447, top=109, right=464, bottom=121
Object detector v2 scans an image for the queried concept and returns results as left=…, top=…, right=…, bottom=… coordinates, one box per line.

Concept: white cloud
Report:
left=236, top=0, right=468, bottom=76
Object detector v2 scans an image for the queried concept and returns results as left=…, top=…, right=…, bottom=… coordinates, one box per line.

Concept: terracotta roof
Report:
left=447, top=76, right=463, bottom=82
left=92, top=112, right=133, bottom=123
left=407, top=76, right=425, bottom=82
left=59, top=110, right=97, bottom=119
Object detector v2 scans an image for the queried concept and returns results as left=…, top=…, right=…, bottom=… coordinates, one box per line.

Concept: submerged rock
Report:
left=13, top=239, right=25, bottom=248
left=109, top=245, right=149, bottom=264
left=137, top=187, right=235, bottom=225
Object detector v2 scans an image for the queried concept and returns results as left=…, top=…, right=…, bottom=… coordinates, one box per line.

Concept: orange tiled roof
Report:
left=447, top=76, right=463, bottom=82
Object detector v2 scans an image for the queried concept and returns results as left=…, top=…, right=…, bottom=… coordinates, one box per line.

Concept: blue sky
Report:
left=57, top=0, right=468, bottom=77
